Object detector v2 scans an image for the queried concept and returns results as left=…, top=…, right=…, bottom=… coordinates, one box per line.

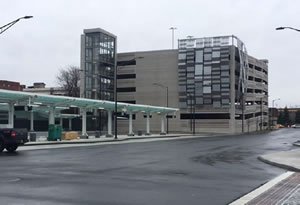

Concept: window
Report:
left=212, top=84, right=220, bottom=91
left=204, top=54, right=212, bottom=61
left=213, top=100, right=221, bottom=108
left=178, top=53, right=186, bottom=60
left=221, top=65, right=229, bottom=70
left=221, top=71, right=230, bottom=77
left=187, top=67, right=194, bottom=72
left=117, top=74, right=136, bottom=79
left=204, top=66, right=212, bottom=75
left=196, top=97, right=203, bottom=104
left=187, top=79, right=194, bottom=84
left=195, top=64, right=203, bottom=75
left=195, top=50, right=203, bottom=63
left=204, top=48, right=212, bottom=53
left=203, top=80, right=211, bottom=86
left=85, top=36, right=92, bottom=47
left=179, top=102, right=187, bottom=108
left=212, top=51, right=220, bottom=58
left=179, top=86, right=186, bottom=92
left=222, top=98, right=230, bottom=105
left=187, top=72, right=194, bottom=78
left=86, top=48, right=92, bottom=61
left=203, top=86, right=211, bottom=94
left=180, top=113, right=230, bottom=119
left=195, top=86, right=203, bottom=95
left=221, top=77, right=230, bottom=83
left=204, top=98, right=212, bottom=104
left=117, top=87, right=136, bottom=92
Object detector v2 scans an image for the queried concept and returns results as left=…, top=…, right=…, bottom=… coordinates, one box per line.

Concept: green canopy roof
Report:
left=0, top=89, right=178, bottom=114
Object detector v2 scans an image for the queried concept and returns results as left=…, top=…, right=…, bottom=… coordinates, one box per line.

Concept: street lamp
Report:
left=276, top=27, right=300, bottom=32
left=169, top=27, right=177, bottom=49
left=271, top=98, right=280, bottom=129
left=187, top=93, right=195, bottom=135
left=153, top=83, right=169, bottom=134
left=0, top=16, right=33, bottom=35
left=114, top=56, right=144, bottom=139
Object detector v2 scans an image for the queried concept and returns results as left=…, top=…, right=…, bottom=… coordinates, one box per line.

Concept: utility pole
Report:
left=169, top=27, right=177, bottom=49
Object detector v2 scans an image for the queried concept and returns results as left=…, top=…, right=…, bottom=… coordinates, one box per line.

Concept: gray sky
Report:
left=0, top=0, right=299, bottom=107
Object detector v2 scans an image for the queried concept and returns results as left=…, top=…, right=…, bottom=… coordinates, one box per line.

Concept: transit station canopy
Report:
left=0, top=89, right=178, bottom=114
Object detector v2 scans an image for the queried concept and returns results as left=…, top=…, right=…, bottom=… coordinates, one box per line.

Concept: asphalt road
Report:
left=0, top=129, right=299, bottom=205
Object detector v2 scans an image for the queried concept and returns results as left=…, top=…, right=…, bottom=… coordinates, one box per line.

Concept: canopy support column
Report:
left=8, top=102, right=14, bottom=128
left=128, top=112, right=134, bottom=136
left=81, top=108, right=88, bottom=138
left=49, top=106, right=55, bottom=125
left=69, top=118, right=72, bottom=131
left=160, top=114, right=166, bottom=135
left=30, top=111, right=34, bottom=131
left=106, top=110, right=113, bottom=137
left=146, top=113, right=151, bottom=135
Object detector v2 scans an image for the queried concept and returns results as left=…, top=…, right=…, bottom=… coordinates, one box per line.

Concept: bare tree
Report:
left=56, top=66, right=80, bottom=97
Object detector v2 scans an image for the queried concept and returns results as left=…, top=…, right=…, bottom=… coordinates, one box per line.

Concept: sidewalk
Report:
left=24, top=133, right=196, bottom=146
left=258, top=149, right=300, bottom=172
left=230, top=171, right=300, bottom=204
left=230, top=142, right=300, bottom=204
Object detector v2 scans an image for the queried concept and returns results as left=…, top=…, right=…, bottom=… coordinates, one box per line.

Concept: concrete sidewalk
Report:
left=230, top=171, right=300, bottom=205
left=258, top=142, right=300, bottom=172
left=24, top=133, right=196, bottom=146
left=230, top=141, right=300, bottom=204
left=258, top=149, right=300, bottom=172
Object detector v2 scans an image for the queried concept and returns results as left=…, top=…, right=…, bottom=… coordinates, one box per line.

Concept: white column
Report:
left=146, top=113, right=151, bottom=135
left=128, top=112, right=134, bottom=136
left=49, top=106, right=55, bottom=125
left=107, top=110, right=112, bottom=136
left=69, top=118, right=72, bottom=131
left=30, top=111, right=34, bottom=131
left=60, top=116, right=63, bottom=126
left=8, top=103, right=14, bottom=128
left=81, top=108, right=87, bottom=137
left=160, top=114, right=166, bottom=135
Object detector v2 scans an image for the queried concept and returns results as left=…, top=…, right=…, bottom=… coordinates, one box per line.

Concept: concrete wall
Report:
left=117, top=50, right=181, bottom=134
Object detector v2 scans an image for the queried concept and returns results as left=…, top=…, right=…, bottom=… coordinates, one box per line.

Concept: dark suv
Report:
left=0, top=128, right=28, bottom=152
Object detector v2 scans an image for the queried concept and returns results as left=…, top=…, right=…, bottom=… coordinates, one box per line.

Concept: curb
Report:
left=257, top=155, right=300, bottom=172
left=24, top=134, right=194, bottom=147
left=229, top=171, right=294, bottom=205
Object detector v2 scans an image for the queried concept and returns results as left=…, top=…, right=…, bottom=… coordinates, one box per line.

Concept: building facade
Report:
left=24, top=82, right=67, bottom=96
left=80, top=28, right=117, bottom=132
left=117, top=35, right=269, bottom=134
left=0, top=80, right=23, bottom=91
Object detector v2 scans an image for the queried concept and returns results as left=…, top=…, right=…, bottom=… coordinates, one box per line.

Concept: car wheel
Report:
left=6, top=145, right=18, bottom=152
left=0, top=140, right=4, bottom=152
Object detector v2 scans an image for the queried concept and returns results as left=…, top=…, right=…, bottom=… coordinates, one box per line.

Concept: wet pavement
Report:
left=0, top=129, right=299, bottom=205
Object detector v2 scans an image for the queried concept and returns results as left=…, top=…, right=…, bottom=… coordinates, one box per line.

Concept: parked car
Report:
left=291, top=124, right=300, bottom=128
left=0, top=128, right=28, bottom=152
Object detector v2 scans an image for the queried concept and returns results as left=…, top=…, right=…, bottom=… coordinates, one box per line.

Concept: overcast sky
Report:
left=0, top=0, right=299, bottom=107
